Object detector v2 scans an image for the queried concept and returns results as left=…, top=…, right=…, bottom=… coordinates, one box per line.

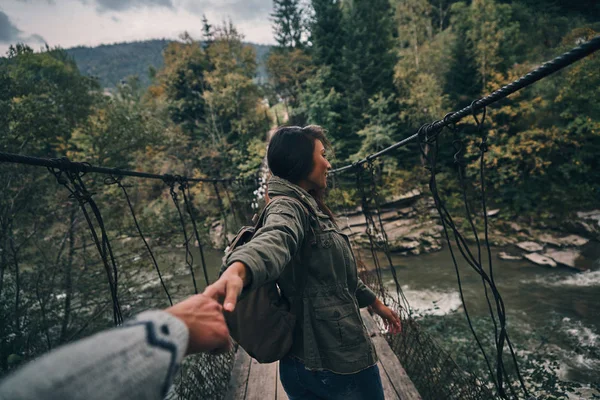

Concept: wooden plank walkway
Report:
left=225, top=309, right=421, bottom=400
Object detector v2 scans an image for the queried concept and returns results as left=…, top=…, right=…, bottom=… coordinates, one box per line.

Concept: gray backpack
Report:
left=222, top=196, right=314, bottom=363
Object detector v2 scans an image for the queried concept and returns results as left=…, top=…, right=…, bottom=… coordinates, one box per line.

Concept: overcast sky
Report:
left=0, top=0, right=276, bottom=56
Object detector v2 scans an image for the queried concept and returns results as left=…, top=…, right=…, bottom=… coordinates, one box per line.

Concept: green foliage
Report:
left=352, top=93, right=398, bottom=160
left=470, top=28, right=600, bottom=216
left=265, top=47, right=314, bottom=124
left=69, top=76, right=163, bottom=167
left=2, top=45, right=99, bottom=156
left=302, top=0, right=399, bottom=160
left=296, top=66, right=344, bottom=154
left=162, top=36, right=210, bottom=139
left=310, top=0, right=345, bottom=87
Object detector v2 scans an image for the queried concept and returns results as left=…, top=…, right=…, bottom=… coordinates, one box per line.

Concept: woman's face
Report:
left=306, top=139, right=331, bottom=190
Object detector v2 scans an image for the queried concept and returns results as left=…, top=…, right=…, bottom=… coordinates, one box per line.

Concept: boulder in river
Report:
left=389, top=239, right=420, bottom=252
left=543, top=249, right=582, bottom=269
left=384, top=189, right=422, bottom=208
left=498, top=252, right=522, bottom=260
left=486, top=209, right=500, bottom=217
left=397, top=207, right=414, bottom=216
left=537, top=233, right=562, bottom=247
left=576, top=210, right=600, bottom=223
left=560, top=234, right=589, bottom=247
left=516, top=241, right=544, bottom=252
left=524, top=253, right=557, bottom=267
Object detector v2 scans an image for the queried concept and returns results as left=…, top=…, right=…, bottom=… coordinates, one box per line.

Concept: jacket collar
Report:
left=267, top=176, right=328, bottom=218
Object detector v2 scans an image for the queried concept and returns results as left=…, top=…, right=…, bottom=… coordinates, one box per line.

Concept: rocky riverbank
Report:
left=339, top=189, right=600, bottom=271
left=208, top=188, right=599, bottom=271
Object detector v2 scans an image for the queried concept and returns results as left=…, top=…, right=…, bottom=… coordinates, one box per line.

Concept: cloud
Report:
left=0, top=11, right=22, bottom=43
left=180, top=0, right=272, bottom=21
left=0, top=11, right=46, bottom=48
left=89, top=0, right=174, bottom=12
left=15, top=0, right=56, bottom=4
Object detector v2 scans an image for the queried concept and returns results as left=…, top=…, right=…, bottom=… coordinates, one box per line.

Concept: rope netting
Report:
left=0, top=156, right=258, bottom=399
left=336, top=158, right=502, bottom=399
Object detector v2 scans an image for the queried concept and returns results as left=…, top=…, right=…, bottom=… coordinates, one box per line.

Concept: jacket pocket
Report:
left=313, top=303, right=363, bottom=348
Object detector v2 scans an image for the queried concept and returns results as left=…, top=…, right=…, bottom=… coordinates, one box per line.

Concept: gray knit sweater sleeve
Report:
left=0, top=310, right=189, bottom=400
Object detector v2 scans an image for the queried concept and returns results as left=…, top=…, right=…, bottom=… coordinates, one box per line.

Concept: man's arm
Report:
left=0, top=294, right=231, bottom=400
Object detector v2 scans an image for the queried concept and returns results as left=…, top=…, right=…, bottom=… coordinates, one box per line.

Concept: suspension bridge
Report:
left=1, top=35, right=599, bottom=400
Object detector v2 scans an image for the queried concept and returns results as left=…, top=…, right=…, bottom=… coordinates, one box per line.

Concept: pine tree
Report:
left=338, top=0, right=398, bottom=157
left=202, top=14, right=214, bottom=50
left=271, top=0, right=306, bottom=50
left=343, top=0, right=397, bottom=101
left=311, top=0, right=344, bottom=71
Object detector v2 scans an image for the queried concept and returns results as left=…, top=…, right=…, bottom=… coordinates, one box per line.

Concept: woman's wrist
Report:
left=227, top=261, right=250, bottom=286
left=369, top=298, right=383, bottom=313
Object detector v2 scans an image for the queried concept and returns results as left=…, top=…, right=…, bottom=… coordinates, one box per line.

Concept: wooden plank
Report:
left=225, top=347, right=252, bottom=400
left=361, top=309, right=422, bottom=400
left=378, top=360, right=400, bottom=400
left=275, top=361, right=287, bottom=400
left=374, top=335, right=421, bottom=400
left=245, top=358, right=278, bottom=400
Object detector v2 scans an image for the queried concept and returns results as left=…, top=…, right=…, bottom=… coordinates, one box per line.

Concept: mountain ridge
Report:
left=64, top=39, right=271, bottom=89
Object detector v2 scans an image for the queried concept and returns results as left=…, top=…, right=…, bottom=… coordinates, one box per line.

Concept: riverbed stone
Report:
left=344, top=214, right=367, bottom=227
left=389, top=239, right=420, bottom=252
left=384, top=189, right=422, bottom=208
left=537, top=233, right=562, bottom=247
left=487, top=209, right=500, bottom=217
left=543, top=249, right=581, bottom=269
left=397, top=207, right=414, bottom=215
left=498, top=251, right=522, bottom=260
left=560, top=234, right=589, bottom=247
left=524, top=253, right=557, bottom=267
left=516, top=241, right=544, bottom=252
left=509, top=222, right=523, bottom=232
left=577, top=210, right=600, bottom=222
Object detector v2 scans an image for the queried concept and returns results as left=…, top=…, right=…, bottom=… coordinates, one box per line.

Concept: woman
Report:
left=204, top=125, right=401, bottom=399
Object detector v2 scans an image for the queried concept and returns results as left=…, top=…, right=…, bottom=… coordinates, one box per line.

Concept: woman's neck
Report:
left=296, top=179, right=315, bottom=193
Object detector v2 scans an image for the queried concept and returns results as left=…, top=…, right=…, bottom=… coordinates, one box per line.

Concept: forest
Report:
left=1, top=0, right=599, bottom=398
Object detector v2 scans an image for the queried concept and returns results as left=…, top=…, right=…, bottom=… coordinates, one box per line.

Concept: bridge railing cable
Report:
left=0, top=153, right=243, bottom=184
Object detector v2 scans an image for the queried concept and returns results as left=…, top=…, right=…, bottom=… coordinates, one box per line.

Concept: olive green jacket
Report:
left=223, top=176, right=378, bottom=374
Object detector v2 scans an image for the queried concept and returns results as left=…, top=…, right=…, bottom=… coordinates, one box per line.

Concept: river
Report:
left=366, top=242, right=600, bottom=394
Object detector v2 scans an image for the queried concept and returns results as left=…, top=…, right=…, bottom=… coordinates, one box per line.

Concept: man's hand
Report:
left=203, top=262, right=248, bottom=312
left=166, top=294, right=232, bottom=355
left=369, top=298, right=402, bottom=335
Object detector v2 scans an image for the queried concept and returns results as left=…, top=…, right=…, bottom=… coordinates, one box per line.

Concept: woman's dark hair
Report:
left=267, top=125, right=334, bottom=220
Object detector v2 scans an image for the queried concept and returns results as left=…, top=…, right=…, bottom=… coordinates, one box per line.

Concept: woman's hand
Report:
left=369, top=298, right=402, bottom=334
left=166, top=293, right=232, bottom=355
left=203, top=262, right=249, bottom=312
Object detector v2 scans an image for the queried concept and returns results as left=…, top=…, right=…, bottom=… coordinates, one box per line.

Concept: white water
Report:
left=521, top=269, right=600, bottom=287
left=562, top=318, right=599, bottom=348
left=389, top=282, right=462, bottom=317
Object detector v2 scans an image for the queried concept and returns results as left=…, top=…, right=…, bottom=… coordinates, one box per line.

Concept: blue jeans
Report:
left=279, top=356, right=385, bottom=400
